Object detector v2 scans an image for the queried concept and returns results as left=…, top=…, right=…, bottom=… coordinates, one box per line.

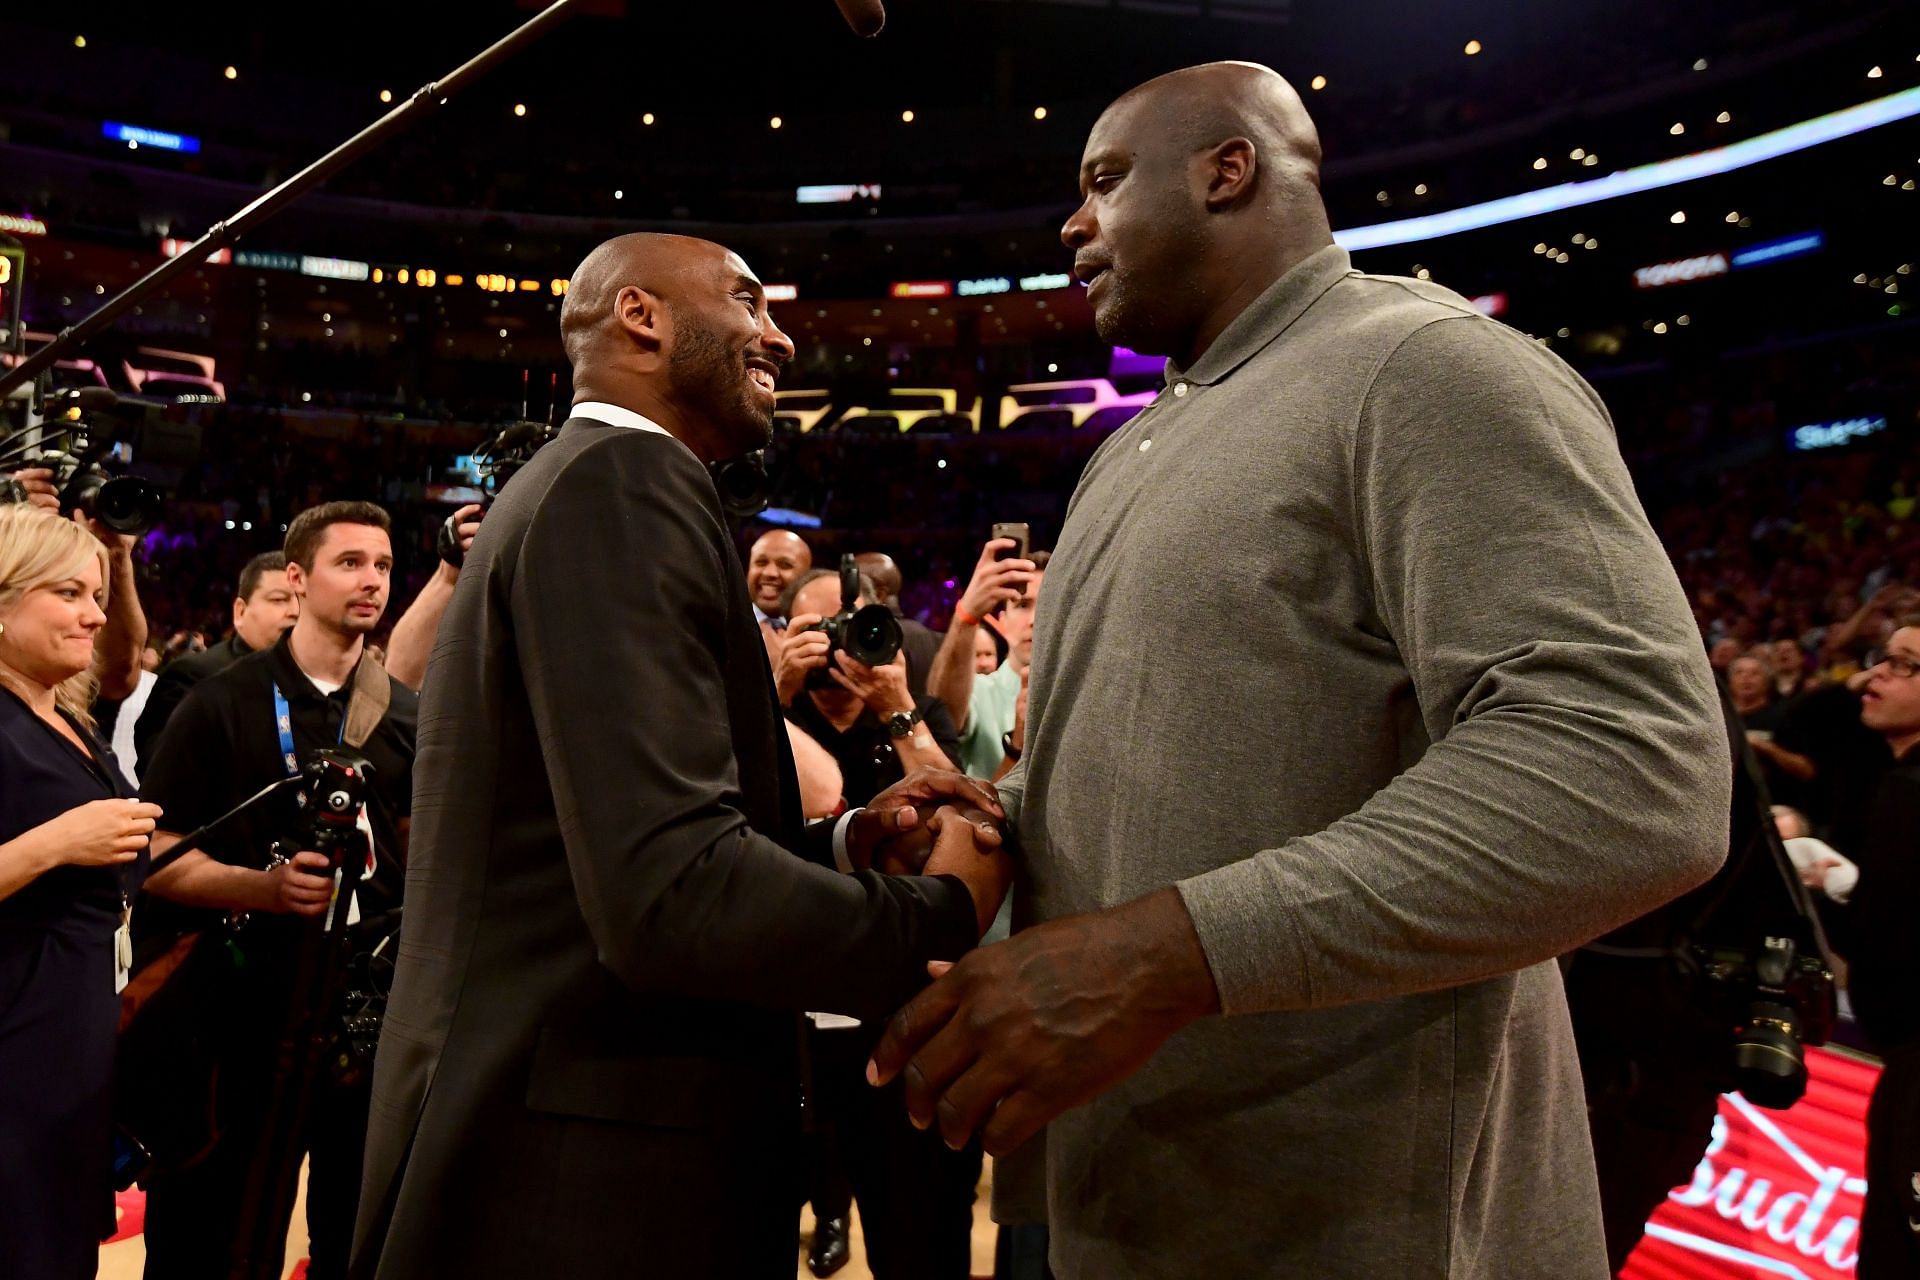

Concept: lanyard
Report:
left=271, top=680, right=347, bottom=776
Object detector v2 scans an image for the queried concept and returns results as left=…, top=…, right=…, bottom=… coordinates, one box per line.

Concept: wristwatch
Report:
left=886, top=705, right=925, bottom=738
left=1000, top=731, right=1022, bottom=762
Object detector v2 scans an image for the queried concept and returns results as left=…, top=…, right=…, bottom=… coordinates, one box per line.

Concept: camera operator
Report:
left=771, top=565, right=976, bottom=1280
left=133, top=551, right=299, bottom=775
left=135, top=500, right=417, bottom=1280
left=1800, top=624, right=1920, bottom=1277
left=383, top=503, right=482, bottom=691
left=0, top=505, right=163, bottom=1279
left=928, top=538, right=1042, bottom=778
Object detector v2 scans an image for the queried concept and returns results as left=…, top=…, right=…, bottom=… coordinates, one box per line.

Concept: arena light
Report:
left=301, top=255, right=370, bottom=282
left=1731, top=231, right=1824, bottom=269
left=764, top=283, right=799, bottom=302
left=1633, top=253, right=1729, bottom=289
left=102, top=121, right=200, bottom=153
left=797, top=183, right=881, bottom=204
left=1789, top=415, right=1887, bottom=451
left=890, top=280, right=953, bottom=299
left=0, top=214, right=50, bottom=237
left=1334, top=85, right=1920, bottom=251
left=1019, top=272, right=1073, bottom=292
left=958, top=276, right=1012, bottom=296
left=161, top=238, right=230, bottom=264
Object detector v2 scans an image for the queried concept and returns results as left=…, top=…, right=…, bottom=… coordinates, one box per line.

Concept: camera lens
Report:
left=94, top=476, right=166, bottom=534
left=1732, top=1001, right=1807, bottom=1108
left=843, top=604, right=903, bottom=668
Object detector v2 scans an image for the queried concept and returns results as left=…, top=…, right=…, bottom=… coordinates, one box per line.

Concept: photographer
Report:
left=772, top=565, right=975, bottom=1279
left=0, top=505, right=162, bottom=1279
left=136, top=500, right=417, bottom=1280
left=133, top=550, right=299, bottom=774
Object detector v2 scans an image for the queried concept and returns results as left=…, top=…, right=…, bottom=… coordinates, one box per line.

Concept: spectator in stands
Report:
left=855, top=551, right=941, bottom=698
left=771, top=565, right=975, bottom=1280
left=1800, top=622, right=1920, bottom=1277
left=0, top=505, right=163, bottom=1280
left=927, top=538, right=1040, bottom=778
left=134, top=550, right=299, bottom=773
left=1770, top=637, right=1812, bottom=700
left=1731, top=650, right=1816, bottom=810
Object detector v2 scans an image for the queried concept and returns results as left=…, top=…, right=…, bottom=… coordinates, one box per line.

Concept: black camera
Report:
left=1693, top=934, right=1834, bottom=1109
left=270, top=747, right=374, bottom=873
left=0, top=388, right=196, bottom=534
left=797, top=554, right=902, bottom=688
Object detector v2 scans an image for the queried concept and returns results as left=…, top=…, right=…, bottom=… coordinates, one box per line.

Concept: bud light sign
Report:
left=1622, top=1045, right=1877, bottom=1279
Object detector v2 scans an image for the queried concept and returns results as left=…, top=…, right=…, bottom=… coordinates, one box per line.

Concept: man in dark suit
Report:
left=351, top=233, right=1008, bottom=1279
left=133, top=550, right=298, bottom=773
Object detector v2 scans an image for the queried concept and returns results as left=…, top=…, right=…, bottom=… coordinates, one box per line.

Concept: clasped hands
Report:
left=846, top=769, right=1222, bottom=1161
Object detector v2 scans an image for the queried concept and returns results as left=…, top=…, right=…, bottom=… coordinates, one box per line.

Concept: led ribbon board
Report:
left=1334, top=87, right=1920, bottom=251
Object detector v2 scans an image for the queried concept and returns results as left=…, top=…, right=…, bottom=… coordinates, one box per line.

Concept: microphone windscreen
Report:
left=833, top=0, right=886, bottom=37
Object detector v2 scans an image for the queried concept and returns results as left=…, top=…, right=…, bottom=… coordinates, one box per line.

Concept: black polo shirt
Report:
left=784, top=691, right=961, bottom=808
left=136, top=631, right=416, bottom=948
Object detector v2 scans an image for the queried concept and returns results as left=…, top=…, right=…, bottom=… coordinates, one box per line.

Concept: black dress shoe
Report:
left=809, top=1214, right=851, bottom=1277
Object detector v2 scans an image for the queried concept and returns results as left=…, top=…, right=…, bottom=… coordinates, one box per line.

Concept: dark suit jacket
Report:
left=132, top=633, right=253, bottom=775
left=351, top=418, right=977, bottom=1278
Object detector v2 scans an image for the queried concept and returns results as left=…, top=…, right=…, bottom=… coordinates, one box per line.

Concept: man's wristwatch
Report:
left=886, top=705, right=925, bottom=739
left=1000, top=731, right=1022, bottom=762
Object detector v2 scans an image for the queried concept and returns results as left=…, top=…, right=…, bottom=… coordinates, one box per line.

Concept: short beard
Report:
left=669, top=316, right=772, bottom=456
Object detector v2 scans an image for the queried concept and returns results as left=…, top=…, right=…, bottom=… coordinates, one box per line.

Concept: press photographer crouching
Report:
left=0, top=505, right=162, bottom=1279
left=130, top=500, right=417, bottom=1280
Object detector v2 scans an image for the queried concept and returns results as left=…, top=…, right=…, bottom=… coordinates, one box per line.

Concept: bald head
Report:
left=1061, top=61, right=1335, bottom=366
left=560, top=232, right=715, bottom=368
left=1107, top=62, right=1323, bottom=193
left=559, top=232, right=795, bottom=464
left=748, top=530, right=813, bottom=614
left=854, top=552, right=902, bottom=606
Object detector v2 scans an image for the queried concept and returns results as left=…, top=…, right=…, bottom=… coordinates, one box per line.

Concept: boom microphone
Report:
left=834, top=0, right=887, bottom=37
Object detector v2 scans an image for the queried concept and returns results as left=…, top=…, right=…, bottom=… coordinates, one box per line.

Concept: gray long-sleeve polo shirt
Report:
left=991, top=244, right=1730, bottom=1278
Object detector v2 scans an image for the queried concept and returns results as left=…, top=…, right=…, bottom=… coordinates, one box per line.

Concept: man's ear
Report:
left=284, top=559, right=307, bottom=599
left=615, top=285, right=668, bottom=358
left=1202, top=137, right=1258, bottom=211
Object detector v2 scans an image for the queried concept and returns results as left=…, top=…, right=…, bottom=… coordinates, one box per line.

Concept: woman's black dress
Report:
left=0, top=686, right=142, bottom=1279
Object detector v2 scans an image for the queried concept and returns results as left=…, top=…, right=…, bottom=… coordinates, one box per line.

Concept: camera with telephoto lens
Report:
left=796, top=554, right=902, bottom=689
left=1692, top=934, right=1833, bottom=1109
left=0, top=388, right=197, bottom=534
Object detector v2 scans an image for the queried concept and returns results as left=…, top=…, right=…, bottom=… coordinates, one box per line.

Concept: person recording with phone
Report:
left=134, top=500, right=418, bottom=1280
left=927, top=535, right=1043, bottom=779
left=0, top=504, right=162, bottom=1280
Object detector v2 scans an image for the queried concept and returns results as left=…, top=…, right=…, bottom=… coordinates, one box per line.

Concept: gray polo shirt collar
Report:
left=1165, top=243, right=1354, bottom=390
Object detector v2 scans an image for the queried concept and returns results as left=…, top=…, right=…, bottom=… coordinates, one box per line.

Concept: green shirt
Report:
left=956, top=659, right=1020, bottom=779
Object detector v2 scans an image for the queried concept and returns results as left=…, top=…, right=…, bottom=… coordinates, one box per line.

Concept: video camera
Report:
left=0, top=388, right=198, bottom=534
left=796, top=554, right=903, bottom=688
left=436, top=417, right=770, bottom=567
left=114, top=748, right=375, bottom=1188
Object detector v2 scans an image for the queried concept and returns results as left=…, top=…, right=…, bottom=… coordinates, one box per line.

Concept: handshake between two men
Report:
left=853, top=767, right=1221, bottom=1161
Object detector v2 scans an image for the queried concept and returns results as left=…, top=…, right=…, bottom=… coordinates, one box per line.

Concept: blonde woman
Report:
left=0, top=504, right=163, bottom=1279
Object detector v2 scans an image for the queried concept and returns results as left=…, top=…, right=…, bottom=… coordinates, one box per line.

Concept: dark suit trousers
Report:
left=807, top=1024, right=982, bottom=1280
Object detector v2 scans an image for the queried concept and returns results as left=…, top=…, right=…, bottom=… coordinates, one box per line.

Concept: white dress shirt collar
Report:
left=569, top=400, right=673, bottom=437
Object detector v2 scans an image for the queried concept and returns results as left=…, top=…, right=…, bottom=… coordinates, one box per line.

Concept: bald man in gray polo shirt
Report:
left=871, top=63, right=1730, bottom=1278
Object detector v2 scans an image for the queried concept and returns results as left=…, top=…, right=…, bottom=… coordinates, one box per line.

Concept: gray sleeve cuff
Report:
left=1174, top=856, right=1315, bottom=1016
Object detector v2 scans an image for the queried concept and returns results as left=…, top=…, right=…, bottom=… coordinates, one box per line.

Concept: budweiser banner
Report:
left=1623, top=1045, right=1879, bottom=1280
